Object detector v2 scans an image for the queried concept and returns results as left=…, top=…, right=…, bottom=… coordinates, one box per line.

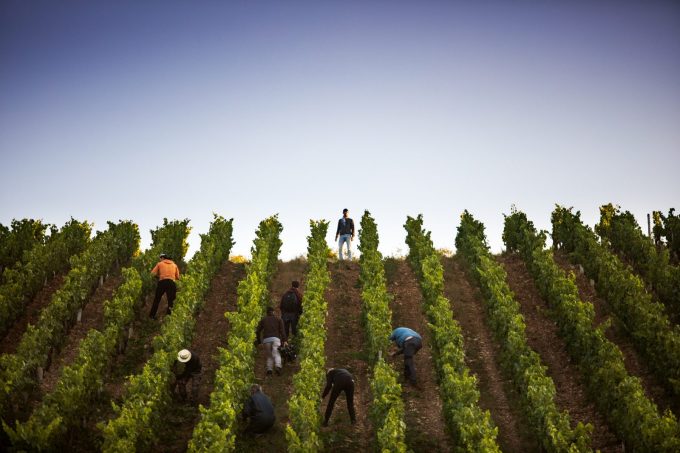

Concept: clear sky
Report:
left=1, top=1, right=679, bottom=260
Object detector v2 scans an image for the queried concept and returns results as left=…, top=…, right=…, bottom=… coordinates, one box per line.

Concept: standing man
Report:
left=335, top=208, right=355, bottom=260
left=149, top=253, right=180, bottom=319
left=389, top=327, right=422, bottom=385
left=172, top=349, right=202, bottom=402
left=321, top=368, right=356, bottom=426
left=256, top=306, right=287, bottom=376
left=242, top=384, right=276, bottom=435
left=280, top=280, right=303, bottom=338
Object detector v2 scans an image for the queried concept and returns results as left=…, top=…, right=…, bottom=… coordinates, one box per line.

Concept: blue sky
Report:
left=1, top=1, right=679, bottom=259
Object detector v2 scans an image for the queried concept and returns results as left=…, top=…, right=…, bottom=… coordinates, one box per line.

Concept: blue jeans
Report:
left=338, top=234, right=352, bottom=260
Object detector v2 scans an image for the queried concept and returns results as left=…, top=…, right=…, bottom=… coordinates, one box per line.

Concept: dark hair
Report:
left=292, top=280, right=300, bottom=288
left=342, top=208, right=348, bottom=213
left=266, top=306, right=274, bottom=315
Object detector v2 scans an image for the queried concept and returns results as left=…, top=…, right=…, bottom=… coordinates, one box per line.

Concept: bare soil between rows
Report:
left=0, top=273, right=66, bottom=355
left=153, top=260, right=246, bottom=452
left=553, top=251, right=680, bottom=417
left=385, top=258, right=452, bottom=452
left=441, top=255, right=538, bottom=453
left=497, top=253, right=623, bottom=452
left=235, top=258, right=308, bottom=453
left=322, top=261, right=372, bottom=452
left=38, top=269, right=124, bottom=397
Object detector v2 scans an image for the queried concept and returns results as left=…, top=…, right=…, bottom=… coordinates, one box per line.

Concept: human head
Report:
left=177, top=349, right=191, bottom=362
left=160, top=253, right=168, bottom=260
left=327, top=367, right=334, bottom=375
left=250, top=384, right=262, bottom=395
left=266, top=306, right=274, bottom=315
left=342, top=208, right=348, bottom=217
left=292, top=280, right=300, bottom=288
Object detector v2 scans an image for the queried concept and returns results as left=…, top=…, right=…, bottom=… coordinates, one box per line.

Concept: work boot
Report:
left=266, top=370, right=273, bottom=377
left=275, top=367, right=282, bottom=376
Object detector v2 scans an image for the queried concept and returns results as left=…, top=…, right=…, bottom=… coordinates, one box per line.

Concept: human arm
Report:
left=294, top=289, right=304, bottom=314
left=242, top=396, right=254, bottom=419
left=389, top=331, right=403, bottom=356
left=335, top=219, right=341, bottom=241
left=321, top=372, right=333, bottom=399
left=174, top=263, right=180, bottom=280
left=255, top=319, right=263, bottom=343
left=279, top=318, right=287, bottom=344
left=151, top=263, right=159, bottom=277
left=350, top=219, right=355, bottom=240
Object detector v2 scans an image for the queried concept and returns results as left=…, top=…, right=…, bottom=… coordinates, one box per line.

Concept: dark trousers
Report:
left=173, top=372, right=201, bottom=402
left=245, top=415, right=275, bottom=434
left=282, top=312, right=298, bottom=337
left=325, top=375, right=356, bottom=424
left=403, top=337, right=422, bottom=383
left=149, top=279, right=176, bottom=318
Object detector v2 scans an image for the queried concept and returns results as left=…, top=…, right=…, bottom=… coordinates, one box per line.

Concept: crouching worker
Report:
left=172, top=349, right=201, bottom=402
left=389, top=327, right=422, bottom=385
left=242, top=384, right=275, bottom=435
left=321, top=368, right=356, bottom=426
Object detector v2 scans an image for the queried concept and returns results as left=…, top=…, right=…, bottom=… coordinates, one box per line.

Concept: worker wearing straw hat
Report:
left=172, top=349, right=202, bottom=402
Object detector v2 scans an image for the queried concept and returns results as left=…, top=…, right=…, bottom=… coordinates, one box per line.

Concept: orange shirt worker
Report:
left=149, top=253, right=180, bottom=319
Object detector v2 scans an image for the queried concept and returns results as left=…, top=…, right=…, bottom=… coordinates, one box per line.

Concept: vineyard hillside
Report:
left=1, top=209, right=679, bottom=452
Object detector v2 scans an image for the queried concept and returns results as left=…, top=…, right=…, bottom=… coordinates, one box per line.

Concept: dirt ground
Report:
left=553, top=251, right=680, bottom=417
left=497, top=253, right=623, bottom=452
left=320, top=261, right=373, bottom=452
left=0, top=273, right=66, bottom=354
left=385, top=258, right=453, bottom=452
left=441, top=256, right=539, bottom=453
left=234, top=258, right=308, bottom=453
left=153, top=260, right=246, bottom=452
left=11, top=252, right=672, bottom=453
left=54, top=262, right=235, bottom=452
left=38, top=270, right=124, bottom=397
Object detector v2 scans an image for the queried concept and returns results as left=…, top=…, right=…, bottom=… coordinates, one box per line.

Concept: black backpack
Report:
left=281, top=290, right=298, bottom=313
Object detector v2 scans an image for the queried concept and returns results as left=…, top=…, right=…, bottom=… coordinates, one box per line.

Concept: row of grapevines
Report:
left=187, top=215, right=282, bottom=452
left=101, top=215, right=234, bottom=452
left=4, top=219, right=191, bottom=450
left=552, top=206, right=680, bottom=396
left=357, top=210, right=406, bottom=452
left=284, top=220, right=331, bottom=453
left=455, top=211, right=591, bottom=452
left=596, top=203, right=680, bottom=314
left=404, top=214, right=500, bottom=452
left=504, top=209, right=680, bottom=451
left=0, top=218, right=51, bottom=275
left=653, top=209, right=680, bottom=259
left=0, top=219, right=91, bottom=338
left=0, top=220, right=139, bottom=418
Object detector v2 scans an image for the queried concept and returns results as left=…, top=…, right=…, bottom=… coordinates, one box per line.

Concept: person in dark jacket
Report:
left=335, top=209, right=355, bottom=260
left=256, top=307, right=287, bottom=375
left=242, top=384, right=275, bottom=434
left=390, top=327, right=422, bottom=385
left=280, top=280, right=303, bottom=337
left=172, top=349, right=202, bottom=402
left=321, top=368, right=356, bottom=426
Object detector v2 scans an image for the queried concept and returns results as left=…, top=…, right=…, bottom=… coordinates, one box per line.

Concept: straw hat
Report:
left=177, top=349, right=192, bottom=363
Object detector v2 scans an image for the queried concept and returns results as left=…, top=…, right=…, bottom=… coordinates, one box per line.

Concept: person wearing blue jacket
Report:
left=389, top=327, right=423, bottom=385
